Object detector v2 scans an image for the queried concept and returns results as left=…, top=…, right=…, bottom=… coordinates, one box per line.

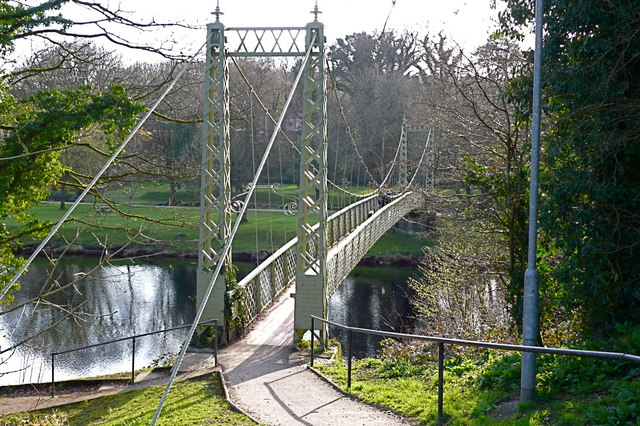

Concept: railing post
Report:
left=254, top=277, right=262, bottom=312
left=51, top=353, right=55, bottom=398
left=131, top=337, right=136, bottom=383
left=214, top=320, right=218, bottom=367
left=270, top=262, right=277, bottom=298
left=310, top=316, right=315, bottom=367
left=438, top=342, right=445, bottom=422
left=347, top=328, right=353, bottom=389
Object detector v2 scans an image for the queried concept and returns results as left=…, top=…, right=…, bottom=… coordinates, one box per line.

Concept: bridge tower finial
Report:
left=212, top=0, right=223, bottom=22
left=311, top=1, right=322, bottom=22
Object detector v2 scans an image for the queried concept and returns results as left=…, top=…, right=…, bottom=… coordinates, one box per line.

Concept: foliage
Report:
left=499, top=0, right=640, bottom=332
left=409, top=221, right=511, bottom=344
left=0, top=84, right=143, bottom=302
left=318, top=325, right=640, bottom=424
left=0, top=373, right=254, bottom=425
left=224, top=264, right=248, bottom=335
left=0, top=0, right=71, bottom=54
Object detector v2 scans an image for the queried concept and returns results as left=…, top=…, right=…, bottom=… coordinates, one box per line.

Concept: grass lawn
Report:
left=102, top=182, right=375, bottom=210
left=0, top=373, right=254, bottom=425
left=11, top=202, right=427, bottom=256
left=315, top=327, right=640, bottom=425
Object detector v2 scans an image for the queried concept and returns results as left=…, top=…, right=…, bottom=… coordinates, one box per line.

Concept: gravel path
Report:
left=218, top=286, right=412, bottom=425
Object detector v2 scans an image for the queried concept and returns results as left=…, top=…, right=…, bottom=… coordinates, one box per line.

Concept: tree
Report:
left=1, top=0, right=188, bottom=302
left=328, top=31, right=423, bottom=183
left=500, top=0, right=640, bottom=332
left=412, top=35, right=531, bottom=334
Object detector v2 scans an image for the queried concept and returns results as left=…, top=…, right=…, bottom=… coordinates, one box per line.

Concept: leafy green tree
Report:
left=0, top=1, right=163, bottom=302
left=0, top=84, right=143, bottom=301
left=500, top=0, right=640, bottom=332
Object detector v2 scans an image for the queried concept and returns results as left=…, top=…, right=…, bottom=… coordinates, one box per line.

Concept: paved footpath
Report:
left=218, top=286, right=412, bottom=425
left=1, top=285, right=413, bottom=425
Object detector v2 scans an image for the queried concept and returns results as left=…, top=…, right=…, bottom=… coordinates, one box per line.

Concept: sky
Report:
left=54, top=0, right=502, bottom=63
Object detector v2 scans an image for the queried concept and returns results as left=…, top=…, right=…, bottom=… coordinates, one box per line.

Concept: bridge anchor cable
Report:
left=0, top=42, right=207, bottom=303
left=150, top=33, right=316, bottom=425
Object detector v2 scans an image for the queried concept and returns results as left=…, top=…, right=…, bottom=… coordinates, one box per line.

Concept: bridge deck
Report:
left=217, top=285, right=411, bottom=425
left=234, top=192, right=424, bottom=328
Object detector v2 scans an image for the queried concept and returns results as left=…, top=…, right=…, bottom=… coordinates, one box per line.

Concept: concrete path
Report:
left=218, top=286, right=411, bottom=425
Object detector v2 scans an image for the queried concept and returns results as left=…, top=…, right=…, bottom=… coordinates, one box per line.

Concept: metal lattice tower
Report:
left=197, top=11, right=231, bottom=326
left=196, top=6, right=329, bottom=339
left=293, top=16, right=328, bottom=341
left=398, top=118, right=408, bottom=187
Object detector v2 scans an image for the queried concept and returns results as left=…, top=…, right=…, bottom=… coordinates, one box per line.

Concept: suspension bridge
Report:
left=194, top=4, right=431, bottom=349
left=1, top=4, right=433, bottom=424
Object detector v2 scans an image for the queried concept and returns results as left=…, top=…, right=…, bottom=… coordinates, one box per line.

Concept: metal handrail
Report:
left=309, top=315, right=640, bottom=422
left=51, top=319, right=217, bottom=397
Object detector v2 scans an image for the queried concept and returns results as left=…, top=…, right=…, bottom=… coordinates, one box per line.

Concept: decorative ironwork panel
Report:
left=226, top=27, right=308, bottom=57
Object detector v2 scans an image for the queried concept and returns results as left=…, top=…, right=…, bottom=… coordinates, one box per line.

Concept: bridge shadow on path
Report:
left=217, top=285, right=412, bottom=426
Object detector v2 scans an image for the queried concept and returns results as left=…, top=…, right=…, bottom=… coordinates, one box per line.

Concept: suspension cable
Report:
left=326, top=60, right=379, bottom=187
left=1, top=42, right=207, bottom=303
left=387, top=128, right=433, bottom=198
left=378, top=125, right=404, bottom=188
left=231, top=56, right=375, bottom=199
left=150, top=33, right=316, bottom=425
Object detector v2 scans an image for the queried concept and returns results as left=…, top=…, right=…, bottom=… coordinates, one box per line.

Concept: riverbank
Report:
left=11, top=203, right=430, bottom=264
left=18, top=242, right=424, bottom=267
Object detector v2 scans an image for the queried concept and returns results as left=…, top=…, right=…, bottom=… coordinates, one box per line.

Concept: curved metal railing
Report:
left=235, top=192, right=423, bottom=325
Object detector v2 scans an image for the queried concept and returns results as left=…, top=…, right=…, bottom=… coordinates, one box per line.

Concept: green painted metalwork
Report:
left=294, top=18, right=328, bottom=336
left=197, top=17, right=231, bottom=325
left=225, top=27, right=308, bottom=57
left=398, top=118, right=408, bottom=187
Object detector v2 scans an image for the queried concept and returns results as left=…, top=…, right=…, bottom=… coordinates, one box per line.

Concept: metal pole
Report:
left=310, top=317, right=315, bottom=367
left=214, top=322, right=218, bottom=367
left=51, top=353, right=55, bottom=398
left=438, top=342, right=444, bottom=422
left=347, top=329, right=353, bottom=389
left=521, top=0, right=544, bottom=403
left=131, top=337, right=136, bottom=383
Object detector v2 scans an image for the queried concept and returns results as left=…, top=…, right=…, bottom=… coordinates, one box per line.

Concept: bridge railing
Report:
left=50, top=319, right=218, bottom=397
left=235, top=191, right=423, bottom=325
left=235, top=237, right=298, bottom=324
left=235, top=194, right=383, bottom=325
left=326, top=194, right=379, bottom=247
left=327, top=191, right=423, bottom=296
left=309, top=315, right=640, bottom=423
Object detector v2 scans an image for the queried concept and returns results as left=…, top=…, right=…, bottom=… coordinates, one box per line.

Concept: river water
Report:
left=0, top=257, right=416, bottom=386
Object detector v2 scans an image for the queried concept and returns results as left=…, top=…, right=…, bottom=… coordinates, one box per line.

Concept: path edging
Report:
left=217, top=365, right=262, bottom=425
left=307, top=365, right=416, bottom=425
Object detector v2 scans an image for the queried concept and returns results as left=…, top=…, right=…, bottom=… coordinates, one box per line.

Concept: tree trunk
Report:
left=168, top=180, right=178, bottom=206
left=59, top=179, right=66, bottom=210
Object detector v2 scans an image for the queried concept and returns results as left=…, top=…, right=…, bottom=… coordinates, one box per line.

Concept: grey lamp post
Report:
left=521, top=0, right=544, bottom=402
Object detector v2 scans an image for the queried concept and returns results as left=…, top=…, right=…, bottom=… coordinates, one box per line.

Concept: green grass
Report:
left=0, top=373, right=254, bottom=425
left=101, top=182, right=375, bottom=210
left=315, top=325, right=640, bottom=424
left=10, top=202, right=426, bottom=255
left=366, top=229, right=431, bottom=255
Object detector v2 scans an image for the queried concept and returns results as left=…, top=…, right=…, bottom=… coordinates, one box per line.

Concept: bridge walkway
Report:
left=217, top=284, right=411, bottom=425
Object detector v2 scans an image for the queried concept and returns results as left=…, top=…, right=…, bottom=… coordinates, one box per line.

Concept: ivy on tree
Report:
left=499, top=0, right=640, bottom=332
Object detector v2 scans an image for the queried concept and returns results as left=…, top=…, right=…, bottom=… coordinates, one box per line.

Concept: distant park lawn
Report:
left=10, top=201, right=426, bottom=256
left=0, top=373, right=254, bottom=425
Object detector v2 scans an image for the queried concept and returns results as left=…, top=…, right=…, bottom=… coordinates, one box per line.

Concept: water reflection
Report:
left=0, top=257, right=196, bottom=386
left=0, top=258, right=415, bottom=386
left=329, top=266, right=416, bottom=359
